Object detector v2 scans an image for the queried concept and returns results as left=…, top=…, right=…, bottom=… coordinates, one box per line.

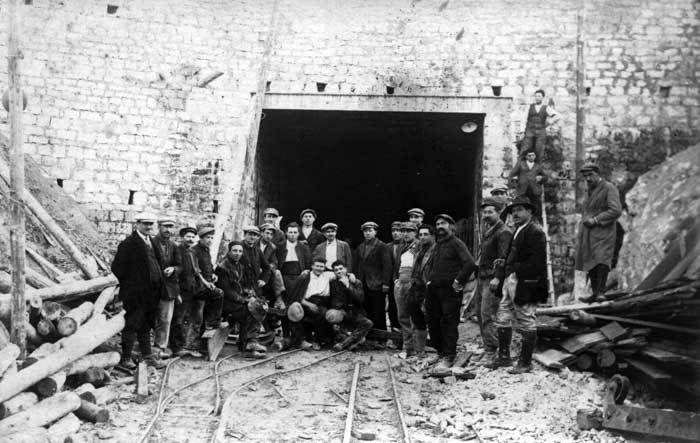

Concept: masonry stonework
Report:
left=0, top=0, right=698, bottom=292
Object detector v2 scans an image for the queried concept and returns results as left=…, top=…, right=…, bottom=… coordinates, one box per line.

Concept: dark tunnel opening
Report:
left=256, top=109, right=484, bottom=249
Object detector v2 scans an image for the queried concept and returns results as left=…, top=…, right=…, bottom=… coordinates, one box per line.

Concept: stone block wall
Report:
left=0, top=0, right=698, bottom=291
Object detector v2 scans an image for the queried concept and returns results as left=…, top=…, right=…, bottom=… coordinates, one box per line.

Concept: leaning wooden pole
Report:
left=7, top=0, right=27, bottom=358
left=541, top=189, right=556, bottom=305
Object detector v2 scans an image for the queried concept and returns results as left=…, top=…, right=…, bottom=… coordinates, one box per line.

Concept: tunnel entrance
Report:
left=256, top=109, right=484, bottom=248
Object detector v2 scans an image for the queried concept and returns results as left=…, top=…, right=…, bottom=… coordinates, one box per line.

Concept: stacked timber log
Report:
left=0, top=286, right=125, bottom=442
left=534, top=278, right=700, bottom=401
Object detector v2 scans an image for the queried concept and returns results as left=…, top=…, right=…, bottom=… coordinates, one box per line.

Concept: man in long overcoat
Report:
left=112, top=212, right=167, bottom=369
left=575, top=163, right=622, bottom=303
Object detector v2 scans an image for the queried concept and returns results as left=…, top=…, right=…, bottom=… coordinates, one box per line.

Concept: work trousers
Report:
left=154, top=299, right=175, bottom=350
left=494, top=274, right=537, bottom=332
left=394, top=280, right=414, bottom=352
left=406, top=287, right=427, bottom=331
left=387, top=283, right=399, bottom=330
left=225, top=302, right=260, bottom=349
left=122, top=303, right=158, bottom=359
left=339, top=314, right=374, bottom=344
left=425, top=285, right=463, bottom=358
left=521, top=130, right=546, bottom=160
left=169, top=294, right=206, bottom=352
left=588, top=264, right=610, bottom=297
left=291, top=307, right=334, bottom=346
left=363, top=286, right=387, bottom=332
left=475, top=278, right=499, bottom=351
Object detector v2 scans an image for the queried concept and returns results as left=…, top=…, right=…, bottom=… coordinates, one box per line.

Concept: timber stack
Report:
left=533, top=235, right=700, bottom=405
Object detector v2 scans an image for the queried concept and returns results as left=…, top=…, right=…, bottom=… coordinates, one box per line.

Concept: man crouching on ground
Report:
left=215, top=241, right=268, bottom=359
left=326, top=260, right=373, bottom=351
left=287, top=257, right=335, bottom=350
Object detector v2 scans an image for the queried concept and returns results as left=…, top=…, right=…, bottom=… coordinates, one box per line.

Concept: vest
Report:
left=145, top=241, right=162, bottom=284
left=526, top=104, right=547, bottom=132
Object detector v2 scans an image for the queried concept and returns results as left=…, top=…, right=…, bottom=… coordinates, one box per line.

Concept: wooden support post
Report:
left=574, top=2, right=586, bottom=209
left=7, top=0, right=26, bottom=359
left=136, top=361, right=149, bottom=397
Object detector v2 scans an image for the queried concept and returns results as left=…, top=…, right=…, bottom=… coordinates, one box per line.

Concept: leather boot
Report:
left=509, top=330, right=536, bottom=374
left=484, top=327, right=512, bottom=369
left=413, top=329, right=428, bottom=357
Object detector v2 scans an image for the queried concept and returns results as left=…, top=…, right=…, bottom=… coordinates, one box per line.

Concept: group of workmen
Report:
left=111, top=88, right=623, bottom=374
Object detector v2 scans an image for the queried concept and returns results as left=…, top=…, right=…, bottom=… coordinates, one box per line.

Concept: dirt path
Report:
left=79, top=322, right=632, bottom=443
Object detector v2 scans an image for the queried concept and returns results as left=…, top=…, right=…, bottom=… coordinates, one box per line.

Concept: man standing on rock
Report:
left=299, top=209, right=325, bottom=252
left=475, top=199, right=512, bottom=363
left=487, top=197, right=547, bottom=374
left=111, top=212, right=166, bottom=369
left=509, top=150, right=547, bottom=219
left=575, top=163, right=622, bottom=303
left=152, top=217, right=182, bottom=359
left=520, top=89, right=558, bottom=159
left=426, top=214, right=476, bottom=369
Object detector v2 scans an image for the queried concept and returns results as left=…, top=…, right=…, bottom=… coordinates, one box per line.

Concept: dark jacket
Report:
left=509, top=160, right=547, bottom=197
left=314, top=240, right=353, bottom=270
left=354, top=238, right=392, bottom=291
left=389, top=240, right=404, bottom=281
left=178, top=244, right=199, bottom=295
left=428, top=233, right=476, bottom=287
left=575, top=180, right=622, bottom=272
left=478, top=220, right=512, bottom=280
left=260, top=240, right=278, bottom=271
left=192, top=243, right=215, bottom=283
left=505, top=222, right=548, bottom=305
left=299, top=227, right=325, bottom=252
left=329, top=279, right=366, bottom=317
left=215, top=257, right=256, bottom=313
left=242, top=241, right=271, bottom=283
left=153, top=234, right=182, bottom=301
left=111, top=232, right=165, bottom=310
left=276, top=241, right=312, bottom=272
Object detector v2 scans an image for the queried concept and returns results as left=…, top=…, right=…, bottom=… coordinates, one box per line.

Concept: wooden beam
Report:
left=589, top=313, right=700, bottom=336
left=7, top=0, right=26, bottom=359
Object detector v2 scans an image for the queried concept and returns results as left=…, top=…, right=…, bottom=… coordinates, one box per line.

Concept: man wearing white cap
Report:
left=407, top=208, right=425, bottom=226
left=354, top=222, right=392, bottom=332
left=152, top=217, right=183, bottom=359
left=112, top=212, right=167, bottom=369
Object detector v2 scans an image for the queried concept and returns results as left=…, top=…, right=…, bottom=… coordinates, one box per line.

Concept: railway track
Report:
left=138, top=348, right=414, bottom=443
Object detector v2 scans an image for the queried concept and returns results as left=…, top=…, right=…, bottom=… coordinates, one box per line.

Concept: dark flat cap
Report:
left=391, top=221, right=403, bottom=229
left=434, top=214, right=456, bottom=225
left=480, top=198, right=504, bottom=211
left=300, top=208, right=316, bottom=219
left=503, top=196, right=536, bottom=214
left=580, top=162, right=600, bottom=173
left=243, top=225, right=261, bottom=235
left=179, top=226, right=197, bottom=237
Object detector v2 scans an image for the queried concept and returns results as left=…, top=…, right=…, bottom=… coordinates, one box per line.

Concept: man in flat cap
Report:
left=487, top=196, right=547, bottom=373
left=394, top=222, right=421, bottom=358
left=508, top=150, right=547, bottom=219
left=407, top=208, right=425, bottom=226
left=353, top=222, right=392, bottom=332
left=426, top=214, right=476, bottom=369
left=191, top=228, right=226, bottom=348
left=276, top=222, right=313, bottom=296
left=170, top=226, right=203, bottom=358
left=314, top=223, right=353, bottom=272
left=259, top=223, right=286, bottom=310
left=410, top=224, right=436, bottom=359
left=474, top=199, right=512, bottom=363
left=241, top=226, right=273, bottom=300
left=152, top=218, right=183, bottom=359
left=262, top=207, right=286, bottom=248
left=299, top=209, right=325, bottom=252
left=520, top=89, right=558, bottom=160
left=490, top=187, right=510, bottom=208
left=575, top=163, right=622, bottom=303
left=216, top=240, right=268, bottom=358
left=327, top=260, right=373, bottom=351
left=112, top=212, right=167, bottom=369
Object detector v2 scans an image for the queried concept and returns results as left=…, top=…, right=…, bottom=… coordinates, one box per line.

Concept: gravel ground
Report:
left=69, top=321, right=645, bottom=443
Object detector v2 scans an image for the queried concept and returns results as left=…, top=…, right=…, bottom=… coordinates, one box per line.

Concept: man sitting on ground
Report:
left=326, top=260, right=373, bottom=351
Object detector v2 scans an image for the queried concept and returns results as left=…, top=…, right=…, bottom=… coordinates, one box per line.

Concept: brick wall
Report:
left=0, top=0, right=698, bottom=292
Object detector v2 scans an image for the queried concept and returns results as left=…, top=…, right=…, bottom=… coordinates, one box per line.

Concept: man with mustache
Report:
left=486, top=196, right=547, bottom=373
left=426, top=214, right=476, bottom=369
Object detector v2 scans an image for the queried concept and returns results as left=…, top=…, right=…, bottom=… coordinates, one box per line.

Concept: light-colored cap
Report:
left=135, top=212, right=157, bottom=223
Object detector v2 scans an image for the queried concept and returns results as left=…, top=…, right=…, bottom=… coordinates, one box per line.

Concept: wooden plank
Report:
left=534, top=349, right=575, bottom=369
left=207, top=325, right=233, bottom=361
left=560, top=331, right=607, bottom=354
left=599, top=322, right=627, bottom=341
left=342, top=362, right=361, bottom=443
left=641, top=347, right=700, bottom=367
left=625, top=358, right=672, bottom=382
left=135, top=361, right=149, bottom=397
left=590, top=313, right=700, bottom=336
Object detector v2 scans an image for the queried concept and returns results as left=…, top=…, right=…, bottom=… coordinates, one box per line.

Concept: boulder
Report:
left=617, top=145, right=700, bottom=289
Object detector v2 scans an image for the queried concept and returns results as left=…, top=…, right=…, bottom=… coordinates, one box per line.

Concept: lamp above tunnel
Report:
left=461, top=121, right=478, bottom=133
